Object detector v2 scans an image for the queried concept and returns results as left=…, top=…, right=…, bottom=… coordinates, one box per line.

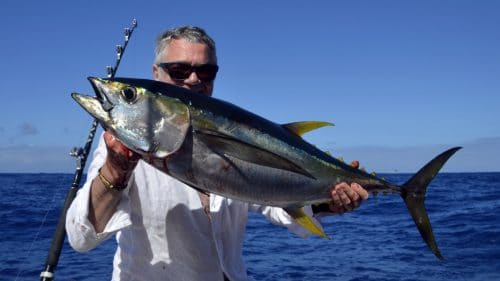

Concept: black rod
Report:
left=40, top=19, right=137, bottom=281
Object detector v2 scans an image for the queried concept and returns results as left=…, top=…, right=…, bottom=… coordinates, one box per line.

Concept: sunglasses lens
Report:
left=196, top=64, right=218, bottom=82
left=165, top=63, right=192, bottom=80
left=160, top=63, right=218, bottom=82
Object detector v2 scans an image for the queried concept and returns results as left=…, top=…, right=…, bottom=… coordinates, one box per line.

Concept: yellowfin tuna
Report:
left=72, top=77, right=460, bottom=259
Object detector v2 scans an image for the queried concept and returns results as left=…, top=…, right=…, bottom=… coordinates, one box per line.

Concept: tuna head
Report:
left=71, top=77, right=191, bottom=158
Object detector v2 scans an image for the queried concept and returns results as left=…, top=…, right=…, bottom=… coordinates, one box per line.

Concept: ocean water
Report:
left=1, top=173, right=499, bottom=280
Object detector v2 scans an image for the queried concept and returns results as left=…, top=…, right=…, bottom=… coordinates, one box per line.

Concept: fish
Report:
left=72, top=77, right=460, bottom=260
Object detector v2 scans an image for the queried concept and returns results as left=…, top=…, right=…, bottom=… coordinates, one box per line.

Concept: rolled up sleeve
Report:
left=65, top=133, right=132, bottom=252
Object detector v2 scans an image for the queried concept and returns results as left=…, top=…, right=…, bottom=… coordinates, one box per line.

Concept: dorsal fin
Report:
left=282, top=121, right=334, bottom=137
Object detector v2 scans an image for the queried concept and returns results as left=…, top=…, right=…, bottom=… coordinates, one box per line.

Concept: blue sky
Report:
left=1, top=0, right=499, bottom=173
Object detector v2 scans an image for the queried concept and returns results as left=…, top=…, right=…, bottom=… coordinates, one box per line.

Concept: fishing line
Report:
left=15, top=179, right=64, bottom=281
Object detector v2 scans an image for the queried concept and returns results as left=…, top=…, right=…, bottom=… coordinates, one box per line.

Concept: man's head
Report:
left=153, top=26, right=218, bottom=96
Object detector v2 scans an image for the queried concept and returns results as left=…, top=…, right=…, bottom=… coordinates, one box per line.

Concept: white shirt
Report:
left=66, top=133, right=318, bottom=281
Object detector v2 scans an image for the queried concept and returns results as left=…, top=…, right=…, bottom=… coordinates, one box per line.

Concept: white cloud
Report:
left=19, top=123, right=38, bottom=136
left=0, top=145, right=79, bottom=173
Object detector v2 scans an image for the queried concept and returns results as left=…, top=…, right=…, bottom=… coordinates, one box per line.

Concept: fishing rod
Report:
left=39, top=18, right=138, bottom=281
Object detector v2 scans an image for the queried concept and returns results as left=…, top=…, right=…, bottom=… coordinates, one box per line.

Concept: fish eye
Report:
left=121, top=86, right=137, bottom=103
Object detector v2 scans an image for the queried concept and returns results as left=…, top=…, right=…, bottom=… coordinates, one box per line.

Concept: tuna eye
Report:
left=121, top=87, right=137, bottom=103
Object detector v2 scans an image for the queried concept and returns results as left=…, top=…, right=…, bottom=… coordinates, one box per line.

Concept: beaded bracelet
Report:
left=97, top=168, right=127, bottom=190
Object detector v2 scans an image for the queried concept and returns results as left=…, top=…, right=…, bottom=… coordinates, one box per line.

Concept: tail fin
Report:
left=401, top=147, right=461, bottom=260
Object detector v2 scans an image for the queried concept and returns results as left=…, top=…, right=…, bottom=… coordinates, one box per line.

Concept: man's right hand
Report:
left=88, top=131, right=140, bottom=233
left=101, top=131, right=140, bottom=188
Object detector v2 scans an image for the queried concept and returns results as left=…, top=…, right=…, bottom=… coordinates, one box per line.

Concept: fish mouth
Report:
left=88, top=77, right=115, bottom=111
left=71, top=77, right=119, bottom=124
left=71, top=92, right=110, bottom=125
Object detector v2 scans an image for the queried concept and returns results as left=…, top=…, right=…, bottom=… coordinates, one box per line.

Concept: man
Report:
left=66, top=26, right=369, bottom=281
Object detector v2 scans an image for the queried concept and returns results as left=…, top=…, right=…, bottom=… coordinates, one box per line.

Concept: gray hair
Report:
left=154, top=25, right=217, bottom=63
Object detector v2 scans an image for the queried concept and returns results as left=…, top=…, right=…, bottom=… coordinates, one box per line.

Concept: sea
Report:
left=1, top=172, right=499, bottom=281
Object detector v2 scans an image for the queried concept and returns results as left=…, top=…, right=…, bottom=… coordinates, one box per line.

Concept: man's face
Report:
left=153, top=38, right=217, bottom=96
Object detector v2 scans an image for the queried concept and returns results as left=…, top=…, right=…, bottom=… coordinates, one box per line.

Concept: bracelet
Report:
left=97, top=168, right=127, bottom=190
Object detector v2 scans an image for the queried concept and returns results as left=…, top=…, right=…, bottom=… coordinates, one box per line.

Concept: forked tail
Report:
left=401, top=146, right=461, bottom=260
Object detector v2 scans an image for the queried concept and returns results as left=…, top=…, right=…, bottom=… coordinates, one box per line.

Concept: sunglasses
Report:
left=157, top=62, right=219, bottom=82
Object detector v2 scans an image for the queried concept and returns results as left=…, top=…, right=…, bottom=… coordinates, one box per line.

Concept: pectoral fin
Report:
left=147, top=95, right=191, bottom=158
left=282, top=121, right=334, bottom=137
left=195, top=129, right=315, bottom=179
left=284, top=207, right=329, bottom=239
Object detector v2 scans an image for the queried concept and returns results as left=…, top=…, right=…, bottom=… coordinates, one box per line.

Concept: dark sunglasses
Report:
left=157, top=62, right=219, bottom=82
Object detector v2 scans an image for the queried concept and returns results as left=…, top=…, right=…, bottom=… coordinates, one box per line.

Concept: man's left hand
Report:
left=328, top=182, right=369, bottom=214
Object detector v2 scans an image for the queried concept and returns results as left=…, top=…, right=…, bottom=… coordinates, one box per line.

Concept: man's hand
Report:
left=327, top=160, right=369, bottom=214
left=328, top=182, right=369, bottom=214
left=88, top=132, right=140, bottom=233
left=101, top=131, right=140, bottom=184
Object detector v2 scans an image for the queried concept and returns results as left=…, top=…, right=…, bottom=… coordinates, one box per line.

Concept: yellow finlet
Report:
left=282, top=121, right=334, bottom=137
left=284, top=207, right=330, bottom=239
